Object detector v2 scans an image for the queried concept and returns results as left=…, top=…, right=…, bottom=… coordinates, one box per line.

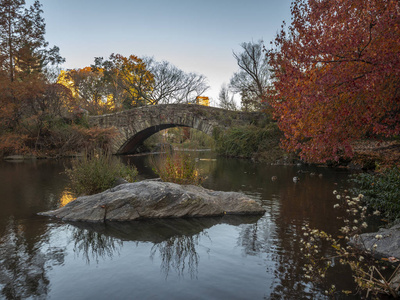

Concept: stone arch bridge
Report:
left=89, top=104, right=266, bottom=154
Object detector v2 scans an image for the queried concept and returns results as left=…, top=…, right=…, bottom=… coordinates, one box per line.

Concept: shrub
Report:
left=65, top=151, right=138, bottom=195
left=350, top=167, right=400, bottom=220
left=151, top=150, right=204, bottom=185
left=47, top=125, right=117, bottom=156
left=215, top=124, right=284, bottom=162
left=0, top=132, right=28, bottom=156
left=0, top=115, right=118, bottom=157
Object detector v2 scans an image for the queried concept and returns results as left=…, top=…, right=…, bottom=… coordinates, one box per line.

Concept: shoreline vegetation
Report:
left=4, top=117, right=398, bottom=173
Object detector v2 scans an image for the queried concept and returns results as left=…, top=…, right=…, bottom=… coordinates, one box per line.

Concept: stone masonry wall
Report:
left=89, top=104, right=265, bottom=154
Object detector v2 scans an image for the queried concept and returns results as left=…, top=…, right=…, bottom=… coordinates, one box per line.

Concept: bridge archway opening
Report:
left=118, top=124, right=213, bottom=155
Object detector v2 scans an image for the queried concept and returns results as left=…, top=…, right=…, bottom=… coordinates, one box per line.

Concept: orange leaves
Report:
left=94, top=53, right=155, bottom=109
left=0, top=132, right=28, bottom=156
left=268, top=0, right=400, bottom=162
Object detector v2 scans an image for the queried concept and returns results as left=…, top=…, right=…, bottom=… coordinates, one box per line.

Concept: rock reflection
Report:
left=68, top=216, right=261, bottom=278
left=0, top=217, right=64, bottom=300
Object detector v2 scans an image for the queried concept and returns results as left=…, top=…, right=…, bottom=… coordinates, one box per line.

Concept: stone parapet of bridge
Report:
left=89, top=104, right=266, bottom=154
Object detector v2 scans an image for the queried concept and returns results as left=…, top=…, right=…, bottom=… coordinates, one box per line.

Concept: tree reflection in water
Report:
left=68, top=216, right=264, bottom=281
left=0, top=217, right=65, bottom=300
left=69, top=219, right=213, bottom=277
left=71, top=226, right=123, bottom=264
left=236, top=212, right=325, bottom=299
left=150, top=233, right=208, bottom=279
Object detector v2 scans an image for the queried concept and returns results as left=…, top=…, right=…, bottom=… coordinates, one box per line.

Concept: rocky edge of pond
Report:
left=350, top=223, right=400, bottom=260
left=39, top=180, right=266, bottom=222
left=350, top=224, right=400, bottom=294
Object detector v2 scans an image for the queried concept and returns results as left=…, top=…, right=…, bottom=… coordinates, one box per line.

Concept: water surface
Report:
left=0, top=154, right=361, bottom=299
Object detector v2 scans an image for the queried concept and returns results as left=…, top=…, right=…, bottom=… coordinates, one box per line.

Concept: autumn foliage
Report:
left=267, top=0, right=400, bottom=162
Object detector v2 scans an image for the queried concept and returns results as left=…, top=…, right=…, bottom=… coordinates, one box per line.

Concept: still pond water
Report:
left=0, top=152, right=366, bottom=299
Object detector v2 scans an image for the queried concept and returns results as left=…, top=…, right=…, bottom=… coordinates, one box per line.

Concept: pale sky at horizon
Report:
left=36, top=0, right=293, bottom=105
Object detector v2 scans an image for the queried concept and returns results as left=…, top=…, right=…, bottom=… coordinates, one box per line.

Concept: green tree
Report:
left=0, top=0, right=64, bottom=128
left=0, top=0, right=63, bottom=82
left=0, top=0, right=65, bottom=155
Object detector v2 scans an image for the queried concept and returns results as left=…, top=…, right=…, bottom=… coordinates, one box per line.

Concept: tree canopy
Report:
left=0, top=0, right=64, bottom=128
left=267, top=0, right=400, bottom=162
left=144, top=58, right=209, bottom=105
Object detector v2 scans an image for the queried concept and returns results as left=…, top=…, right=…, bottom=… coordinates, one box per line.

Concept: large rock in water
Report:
left=39, top=180, right=266, bottom=222
left=350, top=223, right=400, bottom=259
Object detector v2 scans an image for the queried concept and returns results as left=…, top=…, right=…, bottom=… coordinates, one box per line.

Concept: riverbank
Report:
left=351, top=140, right=400, bottom=170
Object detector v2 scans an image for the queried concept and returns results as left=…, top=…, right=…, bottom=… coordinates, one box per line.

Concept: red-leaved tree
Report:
left=267, top=0, right=400, bottom=162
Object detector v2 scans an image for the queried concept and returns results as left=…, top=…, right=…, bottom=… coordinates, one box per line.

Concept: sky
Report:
left=36, top=0, right=293, bottom=105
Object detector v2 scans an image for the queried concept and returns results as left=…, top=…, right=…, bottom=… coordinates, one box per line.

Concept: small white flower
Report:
left=336, top=195, right=341, bottom=200
left=375, top=234, right=383, bottom=240
left=333, top=190, right=338, bottom=195
left=361, top=222, right=368, bottom=228
left=333, top=204, right=340, bottom=208
left=373, top=244, right=378, bottom=248
left=373, top=210, right=381, bottom=216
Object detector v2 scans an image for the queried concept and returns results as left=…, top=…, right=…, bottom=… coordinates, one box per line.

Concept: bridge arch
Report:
left=89, top=104, right=265, bottom=154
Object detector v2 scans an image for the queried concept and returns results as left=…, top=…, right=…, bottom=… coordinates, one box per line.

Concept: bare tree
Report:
left=230, top=40, right=271, bottom=111
left=218, top=83, right=237, bottom=111
left=144, top=58, right=210, bottom=104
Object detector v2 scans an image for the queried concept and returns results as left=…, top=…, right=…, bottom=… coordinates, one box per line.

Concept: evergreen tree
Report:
left=0, top=0, right=64, bottom=127
left=0, top=0, right=64, bottom=82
